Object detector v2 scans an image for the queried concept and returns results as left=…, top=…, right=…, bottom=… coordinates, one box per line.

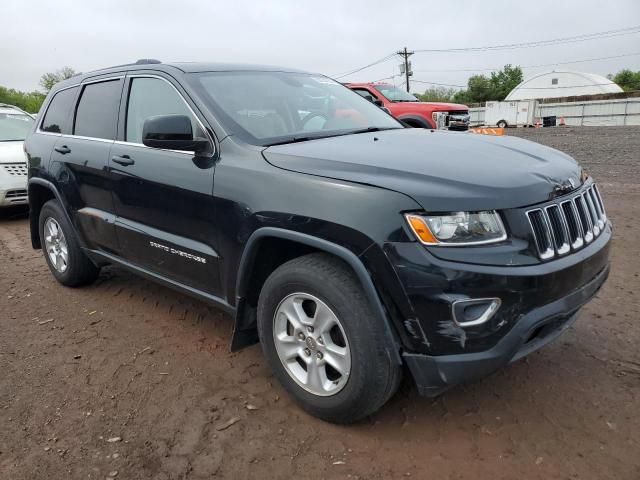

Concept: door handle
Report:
left=54, top=145, right=71, bottom=154
left=111, top=155, right=135, bottom=166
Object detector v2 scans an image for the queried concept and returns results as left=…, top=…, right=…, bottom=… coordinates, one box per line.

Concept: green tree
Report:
left=0, top=86, right=46, bottom=113
left=489, top=64, right=523, bottom=101
left=612, top=69, right=640, bottom=91
left=453, top=65, right=524, bottom=104
left=415, top=86, right=457, bottom=102
left=39, top=66, right=77, bottom=93
left=453, top=74, right=492, bottom=104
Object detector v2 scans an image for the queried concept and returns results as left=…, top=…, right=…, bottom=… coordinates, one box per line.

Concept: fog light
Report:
left=452, top=298, right=501, bottom=327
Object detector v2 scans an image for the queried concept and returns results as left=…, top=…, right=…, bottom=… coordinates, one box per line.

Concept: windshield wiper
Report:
left=345, top=127, right=399, bottom=135
left=263, top=136, right=317, bottom=147
left=264, top=127, right=400, bottom=147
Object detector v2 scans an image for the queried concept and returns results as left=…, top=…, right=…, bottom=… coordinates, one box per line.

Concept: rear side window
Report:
left=41, top=87, right=78, bottom=134
left=74, top=80, right=122, bottom=140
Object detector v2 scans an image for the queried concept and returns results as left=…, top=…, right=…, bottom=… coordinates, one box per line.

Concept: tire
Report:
left=39, top=199, right=100, bottom=287
left=257, top=253, right=401, bottom=423
left=497, top=120, right=508, bottom=128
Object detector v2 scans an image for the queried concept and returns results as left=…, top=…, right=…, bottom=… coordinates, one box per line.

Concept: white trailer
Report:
left=484, top=100, right=536, bottom=127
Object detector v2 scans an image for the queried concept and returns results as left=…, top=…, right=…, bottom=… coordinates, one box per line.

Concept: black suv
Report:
left=25, top=61, right=611, bottom=423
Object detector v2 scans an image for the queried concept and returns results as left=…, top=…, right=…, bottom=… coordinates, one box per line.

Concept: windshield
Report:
left=373, top=85, right=419, bottom=102
left=0, top=110, right=35, bottom=141
left=190, top=72, right=402, bottom=146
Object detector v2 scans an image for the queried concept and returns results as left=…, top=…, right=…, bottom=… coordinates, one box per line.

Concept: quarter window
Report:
left=126, top=77, right=205, bottom=144
left=41, top=87, right=78, bottom=134
left=74, top=80, right=122, bottom=140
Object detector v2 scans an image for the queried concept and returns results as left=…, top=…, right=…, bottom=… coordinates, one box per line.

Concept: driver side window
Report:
left=126, top=77, right=205, bottom=144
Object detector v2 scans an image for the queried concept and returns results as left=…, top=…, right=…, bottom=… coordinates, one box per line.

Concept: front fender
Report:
left=232, top=227, right=402, bottom=364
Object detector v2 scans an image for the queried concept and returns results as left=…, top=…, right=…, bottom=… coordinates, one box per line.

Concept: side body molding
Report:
left=232, top=227, right=402, bottom=364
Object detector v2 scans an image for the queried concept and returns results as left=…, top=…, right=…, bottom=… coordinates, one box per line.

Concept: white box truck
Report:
left=484, top=100, right=536, bottom=128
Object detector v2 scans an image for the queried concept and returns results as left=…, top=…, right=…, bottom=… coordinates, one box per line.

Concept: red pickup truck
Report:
left=346, top=82, right=470, bottom=131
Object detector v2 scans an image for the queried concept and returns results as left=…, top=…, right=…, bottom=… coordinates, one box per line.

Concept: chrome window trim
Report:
left=121, top=74, right=215, bottom=156
left=34, top=74, right=215, bottom=157
left=81, top=76, right=124, bottom=85
left=36, top=83, right=81, bottom=135
left=63, top=134, right=113, bottom=144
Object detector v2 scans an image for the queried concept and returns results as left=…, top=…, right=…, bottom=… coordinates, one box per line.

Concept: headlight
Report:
left=405, top=211, right=507, bottom=246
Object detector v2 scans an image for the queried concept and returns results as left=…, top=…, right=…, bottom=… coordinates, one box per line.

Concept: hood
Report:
left=263, top=128, right=582, bottom=211
left=415, top=101, right=468, bottom=111
left=0, top=141, right=26, bottom=165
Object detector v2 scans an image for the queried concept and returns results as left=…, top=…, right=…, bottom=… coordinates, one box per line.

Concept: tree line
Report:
left=415, top=66, right=640, bottom=104
left=0, top=67, right=77, bottom=113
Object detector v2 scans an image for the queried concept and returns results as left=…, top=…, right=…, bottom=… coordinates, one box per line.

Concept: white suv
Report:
left=0, top=104, right=34, bottom=207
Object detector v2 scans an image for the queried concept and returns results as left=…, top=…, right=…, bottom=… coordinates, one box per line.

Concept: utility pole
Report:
left=397, top=47, right=414, bottom=93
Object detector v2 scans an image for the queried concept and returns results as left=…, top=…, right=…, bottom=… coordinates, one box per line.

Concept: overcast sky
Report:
left=2, top=0, right=639, bottom=92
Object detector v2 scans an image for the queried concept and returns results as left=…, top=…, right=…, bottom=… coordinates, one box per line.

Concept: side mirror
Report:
left=373, top=99, right=384, bottom=108
left=142, top=115, right=209, bottom=153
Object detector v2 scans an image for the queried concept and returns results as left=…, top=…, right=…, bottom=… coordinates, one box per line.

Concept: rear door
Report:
left=49, top=76, right=123, bottom=252
left=109, top=73, right=221, bottom=295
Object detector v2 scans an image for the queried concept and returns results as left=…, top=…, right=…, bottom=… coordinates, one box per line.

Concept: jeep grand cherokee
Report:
left=24, top=60, right=611, bottom=423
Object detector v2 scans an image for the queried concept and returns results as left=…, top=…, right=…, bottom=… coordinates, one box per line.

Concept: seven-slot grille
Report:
left=3, top=163, right=28, bottom=176
left=527, top=183, right=606, bottom=260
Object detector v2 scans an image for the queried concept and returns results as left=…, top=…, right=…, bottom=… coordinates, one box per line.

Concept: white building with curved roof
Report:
left=505, top=70, right=623, bottom=100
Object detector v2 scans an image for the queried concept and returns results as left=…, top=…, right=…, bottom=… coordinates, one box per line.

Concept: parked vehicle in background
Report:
left=346, top=82, right=470, bottom=130
left=25, top=61, right=610, bottom=423
left=484, top=100, right=536, bottom=128
left=0, top=104, right=34, bottom=207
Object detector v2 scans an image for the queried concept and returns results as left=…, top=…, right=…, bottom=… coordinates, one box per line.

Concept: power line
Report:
left=332, top=25, right=640, bottom=82
left=413, top=51, right=640, bottom=74
left=332, top=53, right=397, bottom=79
left=411, top=79, right=466, bottom=88
left=413, top=25, right=640, bottom=53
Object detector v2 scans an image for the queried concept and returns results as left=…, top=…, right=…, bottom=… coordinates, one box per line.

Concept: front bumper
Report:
left=404, top=261, right=609, bottom=396
left=0, top=164, right=28, bottom=207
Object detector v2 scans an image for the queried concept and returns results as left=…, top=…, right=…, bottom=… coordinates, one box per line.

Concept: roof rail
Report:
left=135, top=59, right=162, bottom=65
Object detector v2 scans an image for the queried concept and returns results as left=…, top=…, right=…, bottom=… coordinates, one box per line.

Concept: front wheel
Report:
left=257, top=253, right=401, bottom=423
left=497, top=120, right=508, bottom=128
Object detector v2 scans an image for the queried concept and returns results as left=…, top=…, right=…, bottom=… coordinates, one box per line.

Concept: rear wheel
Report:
left=39, top=200, right=100, bottom=287
left=497, top=120, right=508, bottom=128
left=257, top=253, right=401, bottom=423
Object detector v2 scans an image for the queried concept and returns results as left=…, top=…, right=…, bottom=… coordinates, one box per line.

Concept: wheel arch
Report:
left=28, top=178, right=72, bottom=249
left=231, top=227, right=401, bottom=364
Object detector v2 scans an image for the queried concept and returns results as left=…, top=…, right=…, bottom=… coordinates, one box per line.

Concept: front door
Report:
left=109, top=74, right=221, bottom=295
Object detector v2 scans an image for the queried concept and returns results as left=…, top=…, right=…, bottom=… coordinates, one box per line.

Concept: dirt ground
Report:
left=1, top=126, right=639, bottom=479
